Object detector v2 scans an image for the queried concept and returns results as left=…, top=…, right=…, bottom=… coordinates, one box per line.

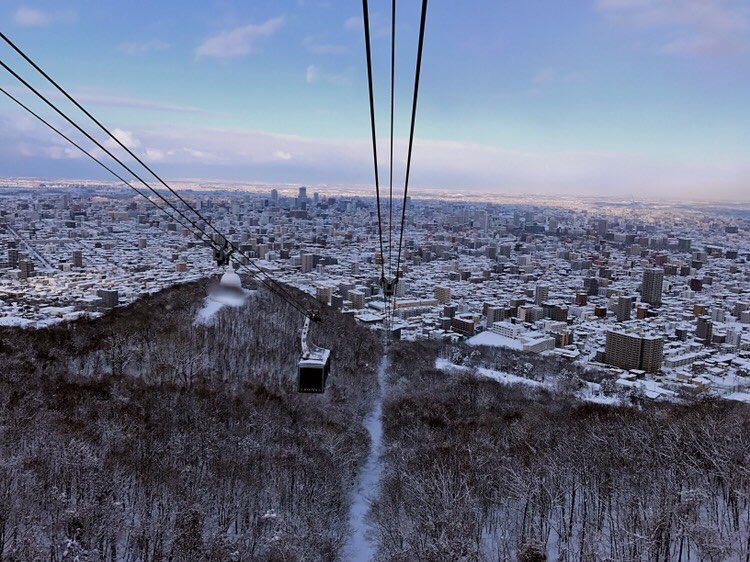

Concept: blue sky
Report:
left=1, top=0, right=750, bottom=199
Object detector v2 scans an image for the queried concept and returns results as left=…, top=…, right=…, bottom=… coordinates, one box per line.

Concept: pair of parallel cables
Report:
left=361, top=0, right=428, bottom=332
left=0, top=32, right=318, bottom=320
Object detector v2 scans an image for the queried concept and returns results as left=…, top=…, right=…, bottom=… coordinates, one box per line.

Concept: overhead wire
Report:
left=360, top=0, right=386, bottom=285
left=386, top=0, right=396, bottom=336
left=394, top=0, right=428, bottom=283
left=0, top=32, right=317, bottom=319
left=388, top=0, right=396, bottom=284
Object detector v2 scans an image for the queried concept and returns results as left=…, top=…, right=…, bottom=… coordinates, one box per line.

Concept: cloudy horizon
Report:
left=2, top=0, right=750, bottom=201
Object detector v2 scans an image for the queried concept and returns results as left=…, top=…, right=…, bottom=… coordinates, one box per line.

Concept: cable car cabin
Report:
left=298, top=348, right=331, bottom=393
left=298, top=315, right=331, bottom=393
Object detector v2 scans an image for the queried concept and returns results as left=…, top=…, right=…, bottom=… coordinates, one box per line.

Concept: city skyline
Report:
left=1, top=0, right=750, bottom=199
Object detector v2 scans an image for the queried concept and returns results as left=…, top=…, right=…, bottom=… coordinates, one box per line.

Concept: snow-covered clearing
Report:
left=466, top=330, right=523, bottom=350
left=436, top=357, right=621, bottom=405
left=345, top=354, right=388, bottom=562
left=0, top=315, right=34, bottom=328
left=194, top=290, right=254, bottom=326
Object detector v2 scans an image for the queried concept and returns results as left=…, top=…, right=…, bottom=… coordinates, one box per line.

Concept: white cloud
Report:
left=44, top=145, right=83, bottom=160
left=303, top=36, right=347, bottom=54
left=77, top=93, right=204, bottom=114
left=105, top=128, right=141, bottom=150
left=3, top=85, right=207, bottom=114
left=13, top=5, right=75, bottom=27
left=344, top=16, right=362, bottom=31
left=118, top=40, right=171, bottom=56
left=4, top=112, right=750, bottom=200
left=306, top=65, right=318, bottom=84
left=182, top=148, right=213, bottom=159
left=196, top=17, right=284, bottom=58
left=596, top=0, right=750, bottom=55
left=305, top=64, right=349, bottom=86
left=144, top=149, right=165, bottom=162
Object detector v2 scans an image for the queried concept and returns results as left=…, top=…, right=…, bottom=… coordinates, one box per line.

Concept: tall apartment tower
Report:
left=348, top=290, right=365, bottom=309
left=484, top=306, right=500, bottom=328
left=615, top=295, right=634, bottom=322
left=97, top=289, right=119, bottom=309
left=434, top=286, right=451, bottom=305
left=605, top=331, right=664, bottom=372
left=316, top=286, right=332, bottom=305
left=7, top=248, right=19, bottom=269
left=696, top=316, right=713, bottom=345
left=534, top=284, right=549, bottom=305
left=301, top=253, right=314, bottom=273
left=72, top=250, right=83, bottom=268
left=19, top=259, right=34, bottom=279
left=641, top=268, right=664, bottom=306
left=678, top=238, right=692, bottom=252
left=297, top=186, right=307, bottom=209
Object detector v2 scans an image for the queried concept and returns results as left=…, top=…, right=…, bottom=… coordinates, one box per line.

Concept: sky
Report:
left=1, top=0, right=750, bottom=200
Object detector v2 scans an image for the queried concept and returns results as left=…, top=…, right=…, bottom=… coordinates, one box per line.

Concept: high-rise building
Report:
left=518, top=304, right=545, bottom=323
left=72, top=250, right=83, bottom=268
left=301, top=253, right=314, bottom=273
left=451, top=314, right=475, bottom=336
left=605, top=331, right=664, bottom=372
left=7, top=248, right=19, bottom=269
left=97, top=289, right=119, bottom=309
left=348, top=290, right=365, bottom=309
left=330, top=294, right=344, bottom=310
left=534, top=284, right=549, bottom=305
left=734, top=301, right=749, bottom=319
left=316, top=286, right=332, bottom=305
left=583, top=277, right=599, bottom=297
left=395, top=279, right=407, bottom=297
left=297, top=186, right=307, bottom=209
left=434, top=286, right=451, bottom=304
left=678, top=238, right=692, bottom=252
left=615, top=295, right=634, bottom=322
left=499, top=244, right=512, bottom=258
left=639, top=336, right=664, bottom=372
left=19, top=259, right=34, bottom=279
left=486, top=306, right=505, bottom=328
left=696, top=316, right=713, bottom=345
left=641, top=268, right=664, bottom=306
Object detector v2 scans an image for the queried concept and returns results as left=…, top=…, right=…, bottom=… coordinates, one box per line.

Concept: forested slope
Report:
left=371, top=341, right=750, bottom=562
left=0, top=279, right=382, bottom=561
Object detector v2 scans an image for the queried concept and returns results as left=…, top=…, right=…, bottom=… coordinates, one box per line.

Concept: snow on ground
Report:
left=724, top=392, right=750, bottom=404
left=436, top=357, right=622, bottom=405
left=466, top=330, right=523, bottom=350
left=345, top=355, right=388, bottom=562
left=475, top=366, right=545, bottom=387
left=194, top=290, right=254, bottom=326
left=0, top=315, right=34, bottom=328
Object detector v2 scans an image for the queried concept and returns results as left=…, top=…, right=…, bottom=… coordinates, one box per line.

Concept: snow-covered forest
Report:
left=0, top=279, right=382, bottom=561
left=2, top=283, right=750, bottom=561
left=372, top=341, right=750, bottom=561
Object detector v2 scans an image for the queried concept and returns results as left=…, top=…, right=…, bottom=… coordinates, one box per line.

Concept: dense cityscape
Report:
left=4, top=0, right=750, bottom=555
left=3, top=178, right=749, bottom=406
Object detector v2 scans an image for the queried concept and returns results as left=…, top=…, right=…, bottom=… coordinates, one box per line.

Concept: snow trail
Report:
left=344, top=353, right=388, bottom=561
